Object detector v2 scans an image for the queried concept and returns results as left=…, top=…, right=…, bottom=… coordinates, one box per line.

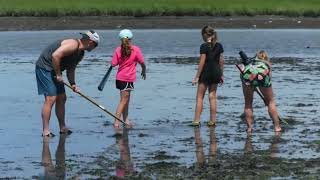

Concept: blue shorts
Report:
left=35, top=66, right=65, bottom=96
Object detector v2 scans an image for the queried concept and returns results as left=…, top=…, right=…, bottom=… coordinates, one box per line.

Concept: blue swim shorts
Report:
left=35, top=66, right=65, bottom=96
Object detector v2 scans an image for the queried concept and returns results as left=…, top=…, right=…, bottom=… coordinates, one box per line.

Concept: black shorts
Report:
left=116, top=80, right=134, bottom=91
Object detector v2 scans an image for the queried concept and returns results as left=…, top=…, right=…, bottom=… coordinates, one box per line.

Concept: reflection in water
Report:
left=193, top=127, right=217, bottom=167
left=270, top=132, right=282, bottom=158
left=41, top=135, right=67, bottom=180
left=208, top=127, right=217, bottom=162
left=115, top=129, right=134, bottom=178
left=244, top=134, right=253, bottom=156
left=244, top=132, right=282, bottom=157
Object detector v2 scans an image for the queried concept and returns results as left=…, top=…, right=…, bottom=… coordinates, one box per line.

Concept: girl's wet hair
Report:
left=121, top=38, right=132, bottom=58
left=201, top=25, right=217, bottom=48
left=256, top=50, right=269, bottom=61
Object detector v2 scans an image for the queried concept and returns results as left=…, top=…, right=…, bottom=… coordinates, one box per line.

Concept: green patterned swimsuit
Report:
left=241, top=59, right=271, bottom=87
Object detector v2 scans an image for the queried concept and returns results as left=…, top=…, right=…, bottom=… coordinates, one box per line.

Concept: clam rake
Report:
left=64, top=82, right=127, bottom=126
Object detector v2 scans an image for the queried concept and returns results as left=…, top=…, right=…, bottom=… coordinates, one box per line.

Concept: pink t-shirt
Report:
left=111, top=45, right=144, bottom=82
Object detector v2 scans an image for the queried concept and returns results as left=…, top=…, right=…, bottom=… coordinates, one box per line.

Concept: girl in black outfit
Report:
left=192, top=26, right=224, bottom=126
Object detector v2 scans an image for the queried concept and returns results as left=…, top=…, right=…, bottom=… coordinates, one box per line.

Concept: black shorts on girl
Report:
left=116, top=80, right=134, bottom=91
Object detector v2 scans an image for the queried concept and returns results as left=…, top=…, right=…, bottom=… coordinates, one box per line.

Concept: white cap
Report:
left=80, top=30, right=100, bottom=45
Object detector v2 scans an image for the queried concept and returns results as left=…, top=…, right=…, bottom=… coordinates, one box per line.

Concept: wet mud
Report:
left=0, top=30, right=320, bottom=178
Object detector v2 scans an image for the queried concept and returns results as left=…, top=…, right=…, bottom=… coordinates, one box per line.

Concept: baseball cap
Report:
left=80, top=30, right=100, bottom=45
left=118, top=29, right=133, bottom=39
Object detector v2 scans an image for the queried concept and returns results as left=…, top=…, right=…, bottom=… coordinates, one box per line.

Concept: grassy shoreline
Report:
left=1, top=0, right=320, bottom=17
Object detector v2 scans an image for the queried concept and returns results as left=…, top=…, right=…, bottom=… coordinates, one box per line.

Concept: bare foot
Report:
left=246, top=127, right=253, bottom=133
left=125, top=120, right=133, bottom=129
left=274, top=131, right=282, bottom=136
left=274, top=127, right=282, bottom=132
left=60, top=127, right=72, bottom=135
left=42, top=130, right=55, bottom=137
left=114, top=121, right=121, bottom=129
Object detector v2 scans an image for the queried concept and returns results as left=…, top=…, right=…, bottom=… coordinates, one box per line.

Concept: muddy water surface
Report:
left=0, top=29, right=319, bottom=178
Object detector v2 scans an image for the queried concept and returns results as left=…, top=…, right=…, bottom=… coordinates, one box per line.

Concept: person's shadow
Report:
left=41, top=135, right=67, bottom=179
left=193, top=126, right=217, bottom=168
left=115, top=129, right=134, bottom=178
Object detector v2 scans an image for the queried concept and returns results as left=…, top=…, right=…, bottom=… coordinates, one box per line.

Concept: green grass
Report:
left=1, top=0, right=320, bottom=17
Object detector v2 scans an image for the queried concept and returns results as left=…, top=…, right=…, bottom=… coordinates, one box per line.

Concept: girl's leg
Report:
left=114, top=90, right=130, bottom=128
left=193, top=83, right=207, bottom=122
left=243, top=84, right=254, bottom=133
left=259, top=87, right=282, bottom=132
left=122, top=91, right=131, bottom=128
left=240, top=81, right=246, bottom=119
left=42, top=96, right=56, bottom=135
left=208, top=84, right=218, bottom=124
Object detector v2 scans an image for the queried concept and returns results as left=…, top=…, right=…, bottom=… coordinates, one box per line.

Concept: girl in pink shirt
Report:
left=111, top=29, right=146, bottom=128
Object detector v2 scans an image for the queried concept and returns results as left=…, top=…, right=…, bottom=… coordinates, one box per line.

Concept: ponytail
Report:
left=121, top=38, right=132, bottom=58
left=201, top=25, right=217, bottom=49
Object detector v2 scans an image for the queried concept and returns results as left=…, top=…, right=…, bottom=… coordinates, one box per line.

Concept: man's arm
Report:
left=66, top=66, right=76, bottom=85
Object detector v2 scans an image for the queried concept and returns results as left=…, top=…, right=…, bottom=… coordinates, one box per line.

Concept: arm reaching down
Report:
left=140, top=63, right=146, bottom=80
left=192, top=54, right=206, bottom=85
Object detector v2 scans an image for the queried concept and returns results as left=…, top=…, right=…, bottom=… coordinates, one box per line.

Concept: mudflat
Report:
left=1, top=16, right=320, bottom=31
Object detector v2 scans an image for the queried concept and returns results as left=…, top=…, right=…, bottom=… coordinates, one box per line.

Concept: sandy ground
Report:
left=1, top=16, right=320, bottom=31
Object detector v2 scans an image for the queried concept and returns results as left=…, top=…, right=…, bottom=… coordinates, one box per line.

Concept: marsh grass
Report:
left=0, top=0, right=320, bottom=17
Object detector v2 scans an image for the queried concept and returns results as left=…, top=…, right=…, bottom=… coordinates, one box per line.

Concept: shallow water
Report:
left=0, top=29, right=319, bottom=178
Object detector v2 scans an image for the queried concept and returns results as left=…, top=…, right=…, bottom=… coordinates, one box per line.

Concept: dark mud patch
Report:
left=282, top=116, right=302, bottom=126
left=138, top=133, right=148, bottom=137
left=178, top=136, right=195, bottom=142
left=149, top=56, right=304, bottom=65
left=150, top=151, right=180, bottom=161
left=151, top=118, right=180, bottom=126
left=1, top=161, right=15, bottom=164
left=143, top=161, right=183, bottom=179
left=270, top=57, right=303, bottom=65
left=109, top=133, right=124, bottom=138
left=75, top=153, right=320, bottom=178
left=103, top=121, right=113, bottom=127
left=294, top=103, right=314, bottom=107
left=182, top=154, right=320, bottom=178
left=4, top=16, right=320, bottom=31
